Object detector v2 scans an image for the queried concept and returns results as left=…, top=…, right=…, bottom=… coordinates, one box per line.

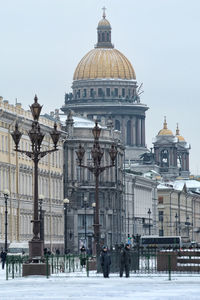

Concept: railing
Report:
left=6, top=248, right=200, bottom=280
left=5, top=254, right=91, bottom=280
left=6, top=255, right=29, bottom=280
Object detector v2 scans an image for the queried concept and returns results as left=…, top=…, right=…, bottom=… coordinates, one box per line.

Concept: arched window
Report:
left=161, top=149, right=169, bottom=167
left=102, top=32, right=105, bottom=41
left=107, top=32, right=109, bottom=41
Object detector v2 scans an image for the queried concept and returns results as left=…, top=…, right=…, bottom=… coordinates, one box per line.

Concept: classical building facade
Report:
left=61, top=11, right=148, bottom=162
left=124, top=171, right=158, bottom=238
left=61, top=112, right=124, bottom=253
left=0, top=96, right=65, bottom=252
left=157, top=180, right=200, bottom=243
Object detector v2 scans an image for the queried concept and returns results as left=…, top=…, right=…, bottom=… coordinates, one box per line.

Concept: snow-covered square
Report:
left=0, top=268, right=200, bottom=300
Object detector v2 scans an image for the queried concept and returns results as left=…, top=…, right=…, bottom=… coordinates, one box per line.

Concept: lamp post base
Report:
left=22, top=240, right=47, bottom=276
left=22, top=263, right=50, bottom=276
left=29, top=240, right=44, bottom=260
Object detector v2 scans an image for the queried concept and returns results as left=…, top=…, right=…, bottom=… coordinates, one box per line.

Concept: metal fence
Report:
left=5, top=248, right=200, bottom=280
left=5, top=254, right=90, bottom=280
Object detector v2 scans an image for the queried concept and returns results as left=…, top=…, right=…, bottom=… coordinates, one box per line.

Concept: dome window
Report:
left=98, top=88, right=103, bottom=97
left=106, top=88, right=110, bottom=97
left=114, top=88, right=118, bottom=97
left=122, top=88, right=125, bottom=97
left=90, top=89, right=94, bottom=98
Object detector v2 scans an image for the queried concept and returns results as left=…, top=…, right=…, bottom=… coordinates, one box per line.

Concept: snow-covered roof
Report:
left=158, top=179, right=200, bottom=191
left=59, top=115, right=96, bottom=128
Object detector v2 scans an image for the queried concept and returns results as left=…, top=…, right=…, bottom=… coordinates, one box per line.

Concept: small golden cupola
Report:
left=96, top=7, right=113, bottom=48
left=158, top=117, right=173, bottom=136
left=176, top=123, right=185, bottom=142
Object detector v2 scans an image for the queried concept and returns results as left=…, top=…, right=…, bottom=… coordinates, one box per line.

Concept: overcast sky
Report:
left=1, top=0, right=200, bottom=174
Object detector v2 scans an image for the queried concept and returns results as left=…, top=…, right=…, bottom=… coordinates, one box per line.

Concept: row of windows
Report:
left=76, top=192, right=120, bottom=210
left=0, top=167, right=63, bottom=200
left=78, top=214, right=113, bottom=228
left=0, top=213, right=63, bottom=238
left=0, top=134, right=63, bottom=169
left=75, top=87, right=135, bottom=99
left=98, top=31, right=110, bottom=43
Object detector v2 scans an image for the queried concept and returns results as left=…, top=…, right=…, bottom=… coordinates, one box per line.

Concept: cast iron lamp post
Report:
left=92, top=202, right=96, bottom=255
left=148, top=208, right=151, bottom=236
left=39, top=194, right=44, bottom=242
left=175, top=213, right=178, bottom=236
left=63, top=198, right=70, bottom=254
left=3, top=189, right=10, bottom=252
left=84, top=196, right=87, bottom=247
left=76, top=121, right=117, bottom=257
left=11, top=95, right=60, bottom=259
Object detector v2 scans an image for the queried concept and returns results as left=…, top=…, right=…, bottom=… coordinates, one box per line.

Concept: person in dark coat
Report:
left=120, top=243, right=131, bottom=277
left=1, top=250, right=7, bottom=270
left=80, top=245, right=86, bottom=267
left=100, top=246, right=111, bottom=278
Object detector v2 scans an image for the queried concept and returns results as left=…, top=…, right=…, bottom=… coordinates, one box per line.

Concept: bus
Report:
left=140, top=236, right=182, bottom=249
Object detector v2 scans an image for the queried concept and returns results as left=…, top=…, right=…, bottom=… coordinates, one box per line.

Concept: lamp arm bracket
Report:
left=40, top=148, right=58, bottom=158
left=16, top=149, right=33, bottom=159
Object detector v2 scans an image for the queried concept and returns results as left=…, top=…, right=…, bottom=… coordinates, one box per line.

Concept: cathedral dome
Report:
left=73, top=9, right=136, bottom=81
left=73, top=48, right=136, bottom=80
left=158, top=117, right=173, bottom=136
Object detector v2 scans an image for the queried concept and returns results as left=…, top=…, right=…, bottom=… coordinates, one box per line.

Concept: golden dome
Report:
left=73, top=48, right=136, bottom=80
left=176, top=123, right=185, bottom=141
left=98, top=7, right=111, bottom=28
left=158, top=117, right=173, bottom=136
left=98, top=18, right=111, bottom=27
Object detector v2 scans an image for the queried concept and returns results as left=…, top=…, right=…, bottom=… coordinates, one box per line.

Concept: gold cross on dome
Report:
left=102, top=6, right=106, bottom=18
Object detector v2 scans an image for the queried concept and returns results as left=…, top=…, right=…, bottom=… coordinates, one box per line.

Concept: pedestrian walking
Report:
left=1, top=249, right=7, bottom=270
left=100, top=246, right=111, bottom=278
left=119, top=243, right=131, bottom=277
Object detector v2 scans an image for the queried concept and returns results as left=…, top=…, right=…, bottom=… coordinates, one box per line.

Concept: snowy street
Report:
left=0, top=269, right=200, bottom=300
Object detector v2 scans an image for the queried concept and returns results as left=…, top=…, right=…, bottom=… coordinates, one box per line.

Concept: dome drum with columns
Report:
left=62, top=10, right=148, bottom=160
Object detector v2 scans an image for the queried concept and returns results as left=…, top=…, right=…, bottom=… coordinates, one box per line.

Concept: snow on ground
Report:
left=0, top=268, right=200, bottom=300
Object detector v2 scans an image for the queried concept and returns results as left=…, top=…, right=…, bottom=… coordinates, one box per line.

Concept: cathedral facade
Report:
left=61, top=10, right=148, bottom=161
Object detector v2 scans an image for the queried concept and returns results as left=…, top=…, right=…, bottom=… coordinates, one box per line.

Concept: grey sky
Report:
left=1, top=0, right=199, bottom=174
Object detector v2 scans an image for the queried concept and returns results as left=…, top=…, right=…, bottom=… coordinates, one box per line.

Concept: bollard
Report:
left=168, top=254, right=171, bottom=281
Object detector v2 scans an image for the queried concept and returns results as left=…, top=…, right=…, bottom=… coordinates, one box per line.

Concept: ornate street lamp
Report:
left=39, top=194, right=45, bottom=242
left=3, top=189, right=10, bottom=252
left=63, top=198, right=70, bottom=254
left=148, top=208, right=151, bottom=236
left=11, top=95, right=61, bottom=261
left=76, top=121, right=117, bottom=257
